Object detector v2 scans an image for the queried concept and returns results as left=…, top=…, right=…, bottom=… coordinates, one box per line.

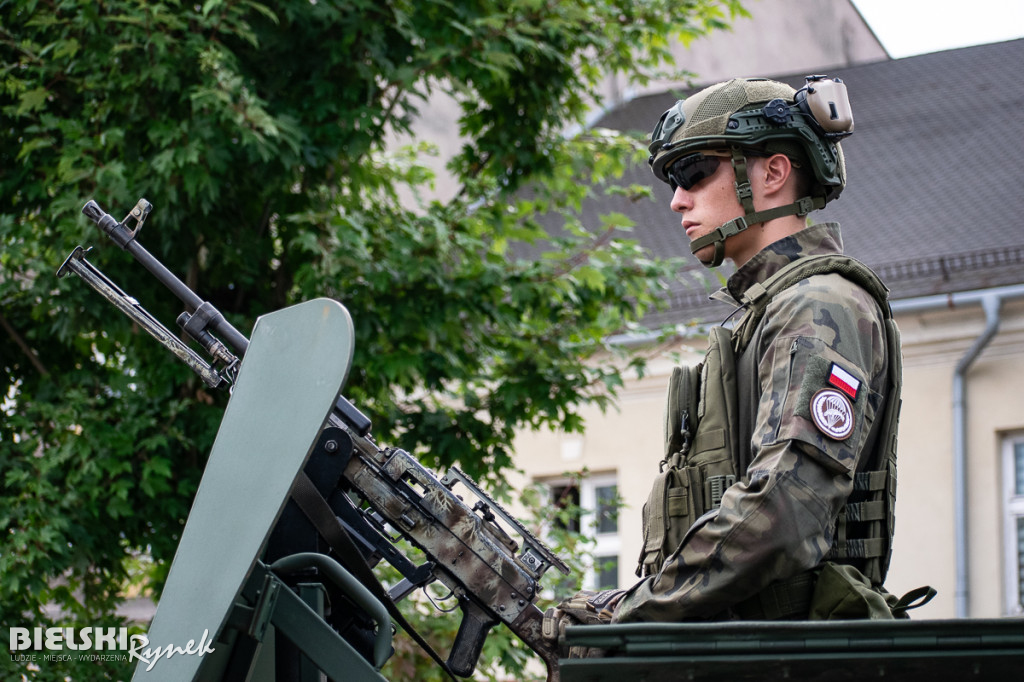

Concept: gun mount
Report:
left=60, top=198, right=570, bottom=682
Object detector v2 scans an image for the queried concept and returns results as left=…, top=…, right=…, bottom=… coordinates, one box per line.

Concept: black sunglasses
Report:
left=666, top=153, right=721, bottom=192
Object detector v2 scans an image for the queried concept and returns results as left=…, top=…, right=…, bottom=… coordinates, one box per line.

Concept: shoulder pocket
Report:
left=771, top=336, right=879, bottom=476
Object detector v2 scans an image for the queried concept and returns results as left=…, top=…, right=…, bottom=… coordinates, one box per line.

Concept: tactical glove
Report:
left=541, top=589, right=628, bottom=658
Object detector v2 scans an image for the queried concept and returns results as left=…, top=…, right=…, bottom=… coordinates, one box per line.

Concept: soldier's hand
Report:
left=542, top=589, right=629, bottom=658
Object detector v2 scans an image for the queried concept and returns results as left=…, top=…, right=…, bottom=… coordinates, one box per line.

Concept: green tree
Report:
left=1, top=1, right=744, bottom=679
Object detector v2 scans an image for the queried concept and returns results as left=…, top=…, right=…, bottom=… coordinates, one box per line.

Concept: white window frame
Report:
left=544, top=472, right=621, bottom=590
left=580, top=473, right=621, bottom=590
left=1002, top=433, right=1024, bottom=616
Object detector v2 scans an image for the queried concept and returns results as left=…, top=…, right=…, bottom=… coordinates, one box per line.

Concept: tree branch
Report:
left=0, top=310, right=50, bottom=377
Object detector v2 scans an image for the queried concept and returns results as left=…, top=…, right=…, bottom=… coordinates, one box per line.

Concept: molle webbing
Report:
left=638, top=366, right=700, bottom=578
left=736, top=254, right=900, bottom=584
left=822, top=309, right=901, bottom=583
left=637, top=326, right=739, bottom=578
left=637, top=254, right=901, bottom=586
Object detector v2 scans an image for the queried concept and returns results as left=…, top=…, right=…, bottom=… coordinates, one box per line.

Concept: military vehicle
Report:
left=61, top=199, right=1024, bottom=682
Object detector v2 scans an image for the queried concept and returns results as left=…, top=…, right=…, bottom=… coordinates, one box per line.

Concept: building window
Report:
left=1003, top=434, right=1024, bottom=615
left=595, top=555, right=619, bottom=591
left=547, top=473, right=621, bottom=590
left=594, top=483, right=619, bottom=535
left=549, top=482, right=582, bottom=534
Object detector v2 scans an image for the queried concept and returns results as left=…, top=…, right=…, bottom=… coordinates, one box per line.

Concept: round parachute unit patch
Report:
left=810, top=388, right=855, bottom=440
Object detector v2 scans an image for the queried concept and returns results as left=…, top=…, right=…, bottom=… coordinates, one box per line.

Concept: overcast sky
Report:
left=851, top=0, right=1024, bottom=58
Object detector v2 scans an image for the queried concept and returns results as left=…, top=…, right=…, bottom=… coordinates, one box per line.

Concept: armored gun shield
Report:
left=132, top=298, right=382, bottom=681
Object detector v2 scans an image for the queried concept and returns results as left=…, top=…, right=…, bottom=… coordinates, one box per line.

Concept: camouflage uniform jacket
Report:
left=615, top=222, right=890, bottom=622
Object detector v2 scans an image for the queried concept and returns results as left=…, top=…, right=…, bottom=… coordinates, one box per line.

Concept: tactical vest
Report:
left=636, top=254, right=901, bottom=587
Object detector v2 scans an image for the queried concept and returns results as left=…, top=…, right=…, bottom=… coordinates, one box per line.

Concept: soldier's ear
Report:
left=759, top=153, right=793, bottom=197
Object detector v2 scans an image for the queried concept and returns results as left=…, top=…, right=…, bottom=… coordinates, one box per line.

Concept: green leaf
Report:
left=573, top=264, right=607, bottom=293
left=16, top=87, right=48, bottom=115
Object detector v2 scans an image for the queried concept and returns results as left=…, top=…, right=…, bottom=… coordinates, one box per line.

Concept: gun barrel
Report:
left=80, top=200, right=250, bottom=356
left=57, top=246, right=227, bottom=389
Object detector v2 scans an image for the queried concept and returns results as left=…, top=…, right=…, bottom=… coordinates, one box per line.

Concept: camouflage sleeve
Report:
left=614, top=273, right=888, bottom=622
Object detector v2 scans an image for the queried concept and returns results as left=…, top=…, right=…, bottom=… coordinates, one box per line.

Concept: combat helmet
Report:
left=649, top=75, right=854, bottom=267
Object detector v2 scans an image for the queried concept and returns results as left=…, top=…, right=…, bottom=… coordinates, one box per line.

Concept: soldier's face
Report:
left=668, top=153, right=749, bottom=265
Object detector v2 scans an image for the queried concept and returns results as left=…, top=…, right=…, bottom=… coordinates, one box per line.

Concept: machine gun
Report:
left=58, top=198, right=569, bottom=682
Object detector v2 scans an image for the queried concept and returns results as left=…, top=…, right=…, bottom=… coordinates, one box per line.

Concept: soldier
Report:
left=546, top=76, right=917, bottom=641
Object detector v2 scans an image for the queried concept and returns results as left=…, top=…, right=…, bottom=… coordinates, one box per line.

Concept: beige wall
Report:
left=508, top=342, right=706, bottom=587
left=510, top=299, right=1024, bottom=618
left=891, top=298, right=1024, bottom=617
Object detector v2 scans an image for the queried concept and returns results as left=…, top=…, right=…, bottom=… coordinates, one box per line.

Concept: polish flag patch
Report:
left=828, top=363, right=860, bottom=400
left=827, top=360, right=860, bottom=399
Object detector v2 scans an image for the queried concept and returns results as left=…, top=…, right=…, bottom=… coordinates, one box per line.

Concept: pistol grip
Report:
left=447, top=597, right=499, bottom=677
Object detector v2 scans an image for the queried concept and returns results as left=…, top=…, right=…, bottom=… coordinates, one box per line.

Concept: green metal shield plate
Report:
left=132, top=298, right=353, bottom=680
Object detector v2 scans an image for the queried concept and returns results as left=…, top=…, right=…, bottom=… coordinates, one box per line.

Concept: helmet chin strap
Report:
left=689, top=146, right=825, bottom=268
